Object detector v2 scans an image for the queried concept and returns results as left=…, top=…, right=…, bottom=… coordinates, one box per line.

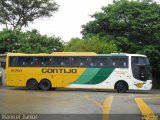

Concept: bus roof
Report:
left=52, top=52, right=97, bottom=56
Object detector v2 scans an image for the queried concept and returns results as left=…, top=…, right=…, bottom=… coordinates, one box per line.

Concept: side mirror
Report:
left=1, top=62, right=6, bottom=69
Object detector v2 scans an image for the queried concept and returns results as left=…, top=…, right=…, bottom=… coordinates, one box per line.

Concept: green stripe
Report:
left=73, top=68, right=114, bottom=85
left=85, top=68, right=114, bottom=84
left=72, top=68, right=100, bottom=84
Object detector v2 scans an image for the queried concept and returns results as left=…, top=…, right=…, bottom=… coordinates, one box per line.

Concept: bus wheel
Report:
left=116, top=81, right=128, bottom=93
left=39, top=79, right=51, bottom=91
left=26, top=79, right=38, bottom=90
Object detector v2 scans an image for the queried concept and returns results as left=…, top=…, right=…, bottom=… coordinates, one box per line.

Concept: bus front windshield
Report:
left=132, top=57, right=150, bottom=66
left=131, top=56, right=152, bottom=81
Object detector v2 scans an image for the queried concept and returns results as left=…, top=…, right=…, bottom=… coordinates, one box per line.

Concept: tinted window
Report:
left=53, top=57, right=61, bottom=66
left=132, top=57, right=149, bottom=65
left=34, top=57, right=52, bottom=66
left=99, top=57, right=111, bottom=67
left=90, top=57, right=99, bottom=67
left=79, top=57, right=89, bottom=67
left=110, top=57, right=128, bottom=68
left=71, top=57, right=79, bottom=67
left=43, top=57, right=52, bottom=66
left=118, top=57, right=128, bottom=68
left=34, top=57, right=44, bottom=66
left=25, top=57, right=34, bottom=66
left=9, top=57, right=18, bottom=66
left=10, top=56, right=52, bottom=67
left=111, top=57, right=119, bottom=67
left=61, top=57, right=70, bottom=66
left=18, top=57, right=26, bottom=66
left=9, top=56, right=128, bottom=68
left=131, top=56, right=151, bottom=81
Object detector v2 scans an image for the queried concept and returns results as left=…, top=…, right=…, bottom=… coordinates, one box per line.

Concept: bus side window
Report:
left=99, top=57, right=109, bottom=67
left=100, top=62, right=104, bottom=67
left=25, top=57, right=34, bottom=66
left=53, top=57, right=61, bottom=67
left=18, top=57, right=26, bottom=66
left=111, top=57, right=119, bottom=67
left=71, top=57, right=79, bottom=67
left=118, top=57, right=128, bottom=68
left=61, top=57, right=70, bottom=67
left=79, top=57, right=89, bottom=67
left=9, top=57, right=18, bottom=66
left=43, top=57, right=52, bottom=66
left=90, top=57, right=99, bottom=67
left=34, top=57, right=44, bottom=66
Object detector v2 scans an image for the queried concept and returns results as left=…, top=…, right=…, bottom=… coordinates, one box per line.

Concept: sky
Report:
left=28, top=0, right=113, bottom=42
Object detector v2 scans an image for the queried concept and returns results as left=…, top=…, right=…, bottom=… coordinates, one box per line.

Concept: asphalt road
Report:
left=0, top=86, right=160, bottom=120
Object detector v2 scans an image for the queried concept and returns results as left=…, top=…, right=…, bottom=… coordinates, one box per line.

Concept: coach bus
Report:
left=3, top=52, right=152, bottom=92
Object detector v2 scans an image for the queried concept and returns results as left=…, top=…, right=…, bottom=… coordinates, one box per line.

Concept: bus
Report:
left=3, top=52, right=152, bottom=93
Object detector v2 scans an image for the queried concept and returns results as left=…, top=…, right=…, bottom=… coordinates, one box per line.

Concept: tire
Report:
left=26, top=79, right=38, bottom=90
left=39, top=79, right=51, bottom=91
left=116, top=81, right=128, bottom=93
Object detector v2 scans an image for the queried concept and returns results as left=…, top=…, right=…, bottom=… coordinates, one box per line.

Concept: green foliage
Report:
left=0, top=29, right=64, bottom=53
left=0, top=0, right=58, bottom=30
left=114, top=37, right=141, bottom=53
left=64, top=35, right=118, bottom=54
left=82, top=0, right=160, bottom=46
left=64, top=38, right=85, bottom=52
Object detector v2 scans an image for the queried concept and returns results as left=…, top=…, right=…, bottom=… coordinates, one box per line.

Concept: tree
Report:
left=0, top=29, right=64, bottom=53
left=82, top=0, right=160, bottom=46
left=64, top=35, right=118, bottom=54
left=0, top=0, right=58, bottom=30
left=64, top=38, right=85, bottom=52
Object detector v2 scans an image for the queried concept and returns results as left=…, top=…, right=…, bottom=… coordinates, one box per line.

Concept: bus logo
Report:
left=42, top=68, right=77, bottom=74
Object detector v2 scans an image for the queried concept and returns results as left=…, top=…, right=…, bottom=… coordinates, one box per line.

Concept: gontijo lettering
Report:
left=42, top=68, right=77, bottom=74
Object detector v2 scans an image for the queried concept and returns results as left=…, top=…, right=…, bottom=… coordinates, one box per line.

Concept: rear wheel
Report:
left=39, top=79, right=51, bottom=91
left=26, top=79, right=38, bottom=90
left=116, top=81, right=128, bottom=93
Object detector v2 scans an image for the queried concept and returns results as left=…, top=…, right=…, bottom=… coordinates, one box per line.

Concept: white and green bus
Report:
left=4, top=52, right=152, bottom=92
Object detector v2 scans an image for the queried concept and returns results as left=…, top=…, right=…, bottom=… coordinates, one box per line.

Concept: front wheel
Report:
left=39, top=79, right=51, bottom=91
left=116, top=81, right=128, bottom=93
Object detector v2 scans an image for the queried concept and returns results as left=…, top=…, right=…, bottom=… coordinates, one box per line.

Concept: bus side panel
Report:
left=22, top=67, right=86, bottom=88
left=48, top=68, right=86, bottom=88
left=68, top=68, right=130, bottom=90
left=6, top=67, right=25, bottom=87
